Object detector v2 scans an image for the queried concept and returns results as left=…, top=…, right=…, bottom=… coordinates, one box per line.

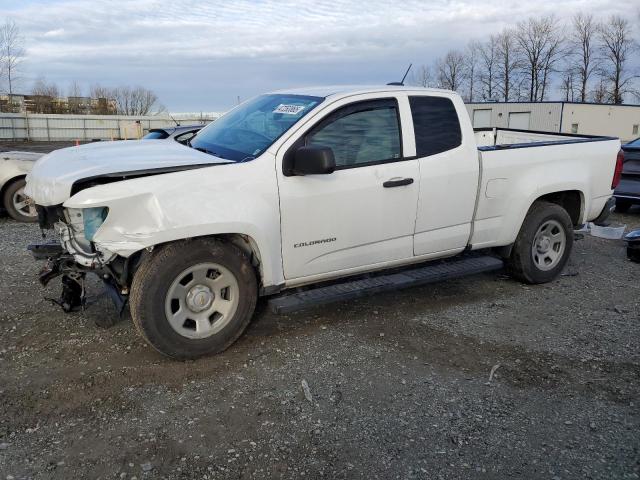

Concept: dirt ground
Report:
left=1, top=142, right=639, bottom=479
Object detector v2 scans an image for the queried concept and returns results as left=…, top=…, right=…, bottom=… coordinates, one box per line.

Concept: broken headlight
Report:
left=83, top=207, right=108, bottom=241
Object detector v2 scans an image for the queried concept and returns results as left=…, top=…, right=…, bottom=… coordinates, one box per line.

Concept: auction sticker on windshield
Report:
left=273, top=104, right=306, bottom=115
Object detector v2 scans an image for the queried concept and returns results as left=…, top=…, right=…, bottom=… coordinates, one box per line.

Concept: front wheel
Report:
left=130, top=238, right=258, bottom=359
left=507, top=201, right=574, bottom=284
left=3, top=178, right=38, bottom=222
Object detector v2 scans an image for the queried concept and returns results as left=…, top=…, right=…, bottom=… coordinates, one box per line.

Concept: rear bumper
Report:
left=614, top=176, right=640, bottom=203
left=592, top=197, right=616, bottom=226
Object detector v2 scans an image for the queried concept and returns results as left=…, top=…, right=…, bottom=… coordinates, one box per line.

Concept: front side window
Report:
left=410, top=96, right=462, bottom=157
left=306, top=99, right=401, bottom=168
left=191, top=94, right=322, bottom=162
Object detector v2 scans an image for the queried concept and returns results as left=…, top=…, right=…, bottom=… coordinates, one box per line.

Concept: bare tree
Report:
left=89, top=83, right=117, bottom=114
left=409, top=64, right=433, bottom=88
left=567, top=13, right=598, bottom=102
left=90, top=83, right=112, bottom=100
left=0, top=20, right=25, bottom=97
left=68, top=80, right=83, bottom=98
left=436, top=50, right=466, bottom=92
left=515, top=15, right=564, bottom=102
left=560, top=72, right=577, bottom=101
left=598, top=15, right=637, bottom=104
left=112, top=86, right=160, bottom=115
left=478, top=35, right=499, bottom=100
left=31, top=76, right=61, bottom=113
left=464, top=41, right=481, bottom=102
left=496, top=29, right=520, bottom=101
left=591, top=78, right=609, bottom=103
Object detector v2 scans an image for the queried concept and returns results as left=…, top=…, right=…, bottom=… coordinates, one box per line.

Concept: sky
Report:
left=0, top=0, right=638, bottom=112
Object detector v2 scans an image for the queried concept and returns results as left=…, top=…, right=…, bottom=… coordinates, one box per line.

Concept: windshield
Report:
left=190, top=94, right=323, bottom=162
left=626, top=138, right=640, bottom=146
left=143, top=130, right=169, bottom=140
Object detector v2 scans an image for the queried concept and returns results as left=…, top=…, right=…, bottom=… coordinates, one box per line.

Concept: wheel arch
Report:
left=534, top=190, right=584, bottom=226
left=493, top=189, right=584, bottom=259
left=127, top=232, right=276, bottom=296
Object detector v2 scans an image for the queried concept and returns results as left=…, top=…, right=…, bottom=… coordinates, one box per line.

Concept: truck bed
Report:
left=474, top=127, right=617, bottom=150
left=470, top=127, right=621, bottom=250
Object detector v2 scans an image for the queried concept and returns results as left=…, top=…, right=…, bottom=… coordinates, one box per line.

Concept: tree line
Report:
left=412, top=13, right=639, bottom=104
left=0, top=20, right=163, bottom=115
left=30, top=77, right=163, bottom=115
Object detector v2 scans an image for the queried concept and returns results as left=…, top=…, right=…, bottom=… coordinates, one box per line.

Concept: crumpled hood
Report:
left=25, top=140, right=231, bottom=206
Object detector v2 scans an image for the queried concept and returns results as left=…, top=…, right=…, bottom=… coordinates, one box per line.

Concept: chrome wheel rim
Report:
left=164, top=263, right=240, bottom=339
left=531, top=219, right=566, bottom=271
left=12, top=186, right=37, bottom=218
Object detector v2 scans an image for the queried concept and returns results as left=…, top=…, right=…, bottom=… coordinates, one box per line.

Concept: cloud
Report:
left=2, top=0, right=638, bottom=110
left=42, top=28, right=65, bottom=38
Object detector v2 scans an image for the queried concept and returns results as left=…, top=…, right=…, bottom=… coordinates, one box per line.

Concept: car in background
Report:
left=614, top=138, right=640, bottom=212
left=1, top=151, right=44, bottom=222
left=142, top=125, right=203, bottom=145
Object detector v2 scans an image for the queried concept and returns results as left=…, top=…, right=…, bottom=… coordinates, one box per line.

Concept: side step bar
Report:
left=268, top=255, right=504, bottom=314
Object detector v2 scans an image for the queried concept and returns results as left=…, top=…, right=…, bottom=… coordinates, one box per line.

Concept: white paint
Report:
left=25, top=140, right=231, bottom=206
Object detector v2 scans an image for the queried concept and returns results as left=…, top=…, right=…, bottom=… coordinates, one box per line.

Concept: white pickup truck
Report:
left=26, top=85, right=622, bottom=359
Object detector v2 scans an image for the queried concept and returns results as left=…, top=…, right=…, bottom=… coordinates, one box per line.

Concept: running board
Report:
left=268, top=255, right=504, bottom=314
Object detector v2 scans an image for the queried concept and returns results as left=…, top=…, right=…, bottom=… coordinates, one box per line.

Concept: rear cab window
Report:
left=409, top=96, right=462, bottom=157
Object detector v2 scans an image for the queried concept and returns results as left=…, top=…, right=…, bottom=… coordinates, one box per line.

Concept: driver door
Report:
left=277, top=97, right=420, bottom=281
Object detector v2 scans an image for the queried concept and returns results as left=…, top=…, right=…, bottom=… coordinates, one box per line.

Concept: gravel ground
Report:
left=0, top=142, right=639, bottom=479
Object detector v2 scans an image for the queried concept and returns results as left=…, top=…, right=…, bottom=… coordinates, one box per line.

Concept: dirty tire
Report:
left=614, top=199, right=632, bottom=213
left=508, top=201, right=574, bottom=284
left=3, top=178, right=37, bottom=223
left=130, top=239, right=257, bottom=359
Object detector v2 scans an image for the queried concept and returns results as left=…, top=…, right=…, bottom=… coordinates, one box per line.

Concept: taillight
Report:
left=612, top=149, right=624, bottom=189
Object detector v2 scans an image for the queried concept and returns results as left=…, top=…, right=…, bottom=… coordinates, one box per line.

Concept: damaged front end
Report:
left=29, top=205, right=134, bottom=315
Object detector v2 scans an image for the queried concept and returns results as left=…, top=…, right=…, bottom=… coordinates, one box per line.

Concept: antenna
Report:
left=167, top=111, right=180, bottom=126
left=387, top=63, right=412, bottom=86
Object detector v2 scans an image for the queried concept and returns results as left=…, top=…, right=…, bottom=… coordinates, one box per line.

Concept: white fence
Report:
left=0, top=113, right=220, bottom=141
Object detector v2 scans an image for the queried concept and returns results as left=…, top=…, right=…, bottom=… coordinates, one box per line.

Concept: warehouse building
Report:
left=465, top=102, right=640, bottom=142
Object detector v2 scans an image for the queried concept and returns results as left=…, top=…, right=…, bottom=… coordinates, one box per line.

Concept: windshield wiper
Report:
left=193, top=146, right=226, bottom=159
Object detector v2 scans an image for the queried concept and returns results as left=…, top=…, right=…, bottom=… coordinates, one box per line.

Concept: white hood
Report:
left=25, top=140, right=231, bottom=206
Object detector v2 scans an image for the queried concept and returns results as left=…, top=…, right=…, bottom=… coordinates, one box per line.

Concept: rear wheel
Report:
left=130, top=238, right=258, bottom=359
left=3, top=178, right=38, bottom=222
left=507, top=201, right=574, bottom=284
left=615, top=199, right=632, bottom=213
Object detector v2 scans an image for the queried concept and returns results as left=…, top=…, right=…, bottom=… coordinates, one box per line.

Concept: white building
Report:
left=466, top=102, right=640, bottom=142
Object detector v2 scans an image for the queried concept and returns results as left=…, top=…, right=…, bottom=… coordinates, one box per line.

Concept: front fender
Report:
left=63, top=156, right=283, bottom=287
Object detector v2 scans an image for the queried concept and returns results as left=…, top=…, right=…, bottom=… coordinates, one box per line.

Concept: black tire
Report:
left=130, top=238, right=257, bottom=359
left=507, top=201, right=574, bottom=284
left=3, top=178, right=38, bottom=223
left=615, top=199, right=632, bottom=213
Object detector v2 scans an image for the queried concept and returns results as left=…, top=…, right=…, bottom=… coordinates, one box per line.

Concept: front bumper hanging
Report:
left=28, top=242, right=128, bottom=316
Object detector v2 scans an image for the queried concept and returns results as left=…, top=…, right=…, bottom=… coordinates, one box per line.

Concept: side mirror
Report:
left=289, top=145, right=336, bottom=176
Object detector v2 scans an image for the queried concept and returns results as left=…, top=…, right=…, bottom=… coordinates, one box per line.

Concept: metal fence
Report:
left=0, top=113, right=220, bottom=141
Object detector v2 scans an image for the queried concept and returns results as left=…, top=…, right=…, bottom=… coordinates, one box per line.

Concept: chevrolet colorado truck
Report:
left=26, top=86, right=622, bottom=359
